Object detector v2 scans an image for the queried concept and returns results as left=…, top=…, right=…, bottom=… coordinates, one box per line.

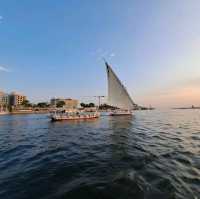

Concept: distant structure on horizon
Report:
left=9, top=92, right=27, bottom=106
left=50, top=98, right=78, bottom=109
left=0, top=90, right=27, bottom=107
left=0, top=91, right=9, bottom=106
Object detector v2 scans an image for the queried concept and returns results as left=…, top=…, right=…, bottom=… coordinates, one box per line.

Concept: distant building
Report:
left=0, top=91, right=9, bottom=106
left=9, top=92, right=27, bottom=106
left=0, top=91, right=9, bottom=112
left=50, top=98, right=78, bottom=109
left=0, top=91, right=4, bottom=105
left=64, top=99, right=79, bottom=109
left=2, top=94, right=9, bottom=105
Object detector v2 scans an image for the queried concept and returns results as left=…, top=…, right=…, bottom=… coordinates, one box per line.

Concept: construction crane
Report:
left=93, top=96, right=105, bottom=107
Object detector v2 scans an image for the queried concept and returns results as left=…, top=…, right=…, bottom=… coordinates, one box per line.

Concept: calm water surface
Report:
left=0, top=110, right=199, bottom=199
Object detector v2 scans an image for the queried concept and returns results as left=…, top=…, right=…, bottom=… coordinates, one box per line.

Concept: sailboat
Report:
left=105, top=61, right=136, bottom=116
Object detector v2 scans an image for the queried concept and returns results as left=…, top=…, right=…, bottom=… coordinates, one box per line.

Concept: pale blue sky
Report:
left=0, top=0, right=200, bottom=107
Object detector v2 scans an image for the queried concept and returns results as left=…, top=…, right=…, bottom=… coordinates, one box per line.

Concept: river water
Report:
left=0, top=110, right=199, bottom=199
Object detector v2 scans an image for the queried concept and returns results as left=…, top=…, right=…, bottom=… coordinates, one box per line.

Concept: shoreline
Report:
left=172, top=107, right=200, bottom=110
left=0, top=111, right=49, bottom=115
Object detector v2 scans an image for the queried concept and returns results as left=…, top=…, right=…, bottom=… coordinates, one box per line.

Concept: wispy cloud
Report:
left=91, top=48, right=116, bottom=61
left=0, top=16, right=3, bottom=23
left=0, top=66, right=11, bottom=72
left=110, top=53, right=115, bottom=57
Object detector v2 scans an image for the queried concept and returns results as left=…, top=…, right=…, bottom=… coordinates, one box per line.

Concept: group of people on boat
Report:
left=51, top=109, right=100, bottom=121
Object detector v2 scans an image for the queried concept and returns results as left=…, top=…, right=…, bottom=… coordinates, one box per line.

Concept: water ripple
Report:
left=0, top=110, right=200, bottom=199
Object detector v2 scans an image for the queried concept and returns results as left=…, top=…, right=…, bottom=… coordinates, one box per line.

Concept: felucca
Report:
left=105, top=61, right=136, bottom=116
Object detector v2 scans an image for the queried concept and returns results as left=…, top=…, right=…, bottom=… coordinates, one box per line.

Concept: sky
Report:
left=0, top=0, right=200, bottom=108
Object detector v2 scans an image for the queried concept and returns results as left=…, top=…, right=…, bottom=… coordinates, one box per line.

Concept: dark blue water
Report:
left=0, top=110, right=199, bottom=199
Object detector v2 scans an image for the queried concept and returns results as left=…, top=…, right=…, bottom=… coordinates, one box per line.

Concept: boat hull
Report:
left=110, top=113, right=132, bottom=116
left=50, top=113, right=100, bottom=121
left=109, top=110, right=133, bottom=116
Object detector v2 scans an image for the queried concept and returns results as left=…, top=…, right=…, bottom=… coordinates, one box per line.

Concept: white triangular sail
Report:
left=106, top=62, right=135, bottom=110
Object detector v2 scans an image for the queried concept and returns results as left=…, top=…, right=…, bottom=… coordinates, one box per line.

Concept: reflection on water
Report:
left=108, top=116, right=132, bottom=160
left=0, top=110, right=199, bottom=199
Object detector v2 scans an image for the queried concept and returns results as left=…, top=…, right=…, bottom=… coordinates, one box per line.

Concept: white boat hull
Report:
left=109, top=110, right=133, bottom=116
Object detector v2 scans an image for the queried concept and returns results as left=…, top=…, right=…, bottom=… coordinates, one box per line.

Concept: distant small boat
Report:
left=50, top=109, right=100, bottom=121
left=105, top=61, right=136, bottom=116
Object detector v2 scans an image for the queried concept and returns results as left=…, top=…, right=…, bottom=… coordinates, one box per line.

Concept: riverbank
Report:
left=172, top=106, right=200, bottom=110
left=0, top=110, right=49, bottom=115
